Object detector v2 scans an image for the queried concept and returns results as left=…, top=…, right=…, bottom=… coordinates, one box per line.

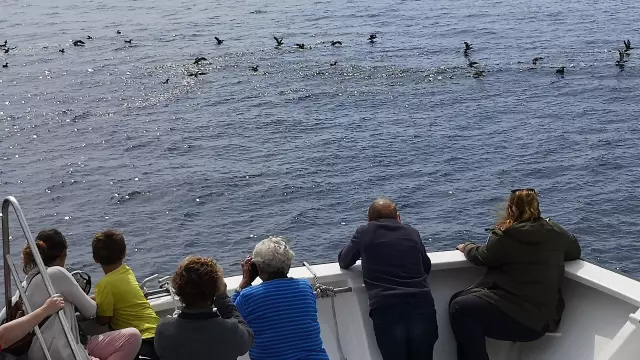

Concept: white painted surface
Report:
left=147, top=251, right=640, bottom=360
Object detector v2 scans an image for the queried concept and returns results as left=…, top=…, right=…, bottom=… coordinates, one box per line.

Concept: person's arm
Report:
left=420, top=243, right=432, bottom=275
left=564, top=232, right=581, bottom=261
left=0, top=295, right=64, bottom=349
left=94, top=281, right=114, bottom=326
left=460, top=231, right=509, bottom=267
left=338, top=226, right=364, bottom=269
left=214, top=293, right=254, bottom=355
left=50, top=267, right=97, bottom=318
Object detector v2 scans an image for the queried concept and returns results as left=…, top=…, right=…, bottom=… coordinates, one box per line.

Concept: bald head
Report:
left=368, top=197, right=399, bottom=222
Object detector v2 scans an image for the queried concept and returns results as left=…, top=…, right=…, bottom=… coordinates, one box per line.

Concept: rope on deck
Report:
left=303, top=262, right=347, bottom=360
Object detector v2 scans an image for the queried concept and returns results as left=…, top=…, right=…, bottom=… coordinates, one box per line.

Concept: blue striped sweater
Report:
left=232, top=278, right=329, bottom=360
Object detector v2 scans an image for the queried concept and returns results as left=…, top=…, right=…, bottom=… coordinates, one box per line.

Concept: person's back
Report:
left=338, top=197, right=438, bottom=360
left=234, top=278, right=328, bottom=360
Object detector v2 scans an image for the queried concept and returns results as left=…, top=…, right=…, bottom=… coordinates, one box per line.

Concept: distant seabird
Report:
left=616, top=50, right=626, bottom=65
left=187, top=71, right=208, bottom=78
left=73, top=40, right=85, bottom=46
left=87, top=36, right=93, bottom=40
left=215, top=37, right=224, bottom=45
left=472, top=69, right=485, bottom=78
left=193, top=57, right=208, bottom=65
left=464, top=42, right=473, bottom=51
left=331, top=40, right=343, bottom=46
left=2, top=63, right=7, bottom=68
left=124, top=39, right=133, bottom=44
left=0, top=40, right=6, bottom=48
left=467, top=60, right=479, bottom=68
left=274, top=36, right=284, bottom=46
left=295, top=43, right=306, bottom=49
left=162, top=78, right=169, bottom=84
left=368, top=34, right=377, bottom=43
left=249, top=65, right=259, bottom=72
left=532, top=57, right=543, bottom=65
left=116, top=30, right=122, bottom=35
left=330, top=60, right=338, bottom=66
left=624, top=39, right=633, bottom=52
left=59, top=48, right=65, bottom=53
left=555, top=66, right=565, bottom=76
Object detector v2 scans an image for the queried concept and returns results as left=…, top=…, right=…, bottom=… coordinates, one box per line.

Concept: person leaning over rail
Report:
left=232, top=236, right=330, bottom=360
left=0, top=295, right=64, bottom=351
left=1, top=229, right=142, bottom=360
left=91, top=229, right=161, bottom=360
left=338, top=197, right=438, bottom=360
left=154, top=256, right=254, bottom=360
left=449, top=188, right=581, bottom=360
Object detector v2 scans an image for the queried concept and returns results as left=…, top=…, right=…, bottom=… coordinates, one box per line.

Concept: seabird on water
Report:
left=532, top=57, right=543, bottom=65
left=187, top=71, right=208, bottom=78
left=368, top=34, right=377, bottom=43
left=124, top=39, right=133, bottom=44
left=116, top=30, right=122, bottom=35
left=331, top=40, right=343, bottom=46
left=249, top=65, right=259, bottom=72
left=73, top=40, right=85, bottom=46
left=472, top=69, right=485, bottom=78
left=215, top=37, right=224, bottom=45
left=274, top=36, right=284, bottom=46
left=330, top=60, right=338, bottom=66
left=464, top=42, right=473, bottom=51
left=193, top=57, right=208, bottom=65
left=555, top=66, right=565, bottom=76
left=3, top=47, right=16, bottom=54
left=0, top=40, right=7, bottom=48
left=59, top=48, right=65, bottom=53
left=467, top=60, right=479, bottom=68
left=295, top=43, right=306, bottom=49
left=162, top=78, right=169, bottom=84
left=87, top=36, right=93, bottom=40
left=2, top=63, right=7, bottom=68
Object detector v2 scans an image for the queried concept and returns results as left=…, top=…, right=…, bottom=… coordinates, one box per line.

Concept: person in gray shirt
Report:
left=154, top=256, right=254, bottom=360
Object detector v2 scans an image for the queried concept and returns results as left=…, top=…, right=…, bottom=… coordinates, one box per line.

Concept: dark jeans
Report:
left=449, top=293, right=544, bottom=360
left=370, top=303, right=439, bottom=360
left=137, top=338, right=160, bottom=360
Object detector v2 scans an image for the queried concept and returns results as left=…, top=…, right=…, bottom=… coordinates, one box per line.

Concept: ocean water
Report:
left=1, top=0, right=640, bottom=294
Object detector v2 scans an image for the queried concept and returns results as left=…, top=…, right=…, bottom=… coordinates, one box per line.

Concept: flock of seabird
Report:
left=0, top=33, right=635, bottom=80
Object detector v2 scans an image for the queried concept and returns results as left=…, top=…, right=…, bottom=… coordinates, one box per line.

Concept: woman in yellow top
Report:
left=93, top=230, right=161, bottom=360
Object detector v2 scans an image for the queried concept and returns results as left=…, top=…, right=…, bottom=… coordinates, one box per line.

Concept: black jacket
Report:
left=338, top=218, right=435, bottom=310
left=462, top=218, right=581, bottom=331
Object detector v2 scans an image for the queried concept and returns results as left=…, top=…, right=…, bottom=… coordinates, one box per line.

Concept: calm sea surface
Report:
left=1, top=0, right=640, bottom=294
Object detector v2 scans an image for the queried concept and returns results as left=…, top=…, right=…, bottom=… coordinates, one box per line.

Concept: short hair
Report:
left=172, top=256, right=224, bottom=307
left=92, top=229, right=127, bottom=266
left=367, top=197, right=398, bottom=221
left=252, top=236, right=295, bottom=275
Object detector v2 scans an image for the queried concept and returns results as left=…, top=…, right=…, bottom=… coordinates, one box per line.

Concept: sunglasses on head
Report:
left=511, top=188, right=536, bottom=194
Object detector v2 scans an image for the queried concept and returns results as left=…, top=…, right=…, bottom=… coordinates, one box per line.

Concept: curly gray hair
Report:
left=252, top=236, right=295, bottom=274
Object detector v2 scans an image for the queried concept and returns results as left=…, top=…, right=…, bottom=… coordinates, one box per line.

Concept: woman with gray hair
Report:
left=232, top=236, right=329, bottom=360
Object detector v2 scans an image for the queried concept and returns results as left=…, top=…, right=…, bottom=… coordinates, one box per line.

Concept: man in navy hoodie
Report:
left=338, top=197, right=438, bottom=360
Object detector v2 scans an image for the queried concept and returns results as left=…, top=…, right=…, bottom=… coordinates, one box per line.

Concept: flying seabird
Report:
left=616, top=50, right=626, bottom=66
left=295, top=43, right=306, bottom=49
left=249, top=65, right=259, bottom=72
left=215, top=37, right=224, bottom=45
left=330, top=60, right=338, bottom=66
left=274, top=36, right=284, bottom=46
left=59, top=48, right=65, bottom=53
left=124, top=39, right=133, bottom=44
left=624, top=39, right=633, bottom=52
left=464, top=42, right=473, bottom=51
left=331, top=40, right=343, bottom=46
left=555, top=66, right=565, bottom=76
left=2, top=63, right=7, bottom=68
left=193, top=57, right=208, bottom=65
left=467, top=60, right=479, bottom=68
left=73, top=40, right=85, bottom=46
left=532, top=57, right=543, bottom=65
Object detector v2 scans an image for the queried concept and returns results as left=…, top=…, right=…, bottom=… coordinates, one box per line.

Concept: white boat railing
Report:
left=2, top=196, right=85, bottom=360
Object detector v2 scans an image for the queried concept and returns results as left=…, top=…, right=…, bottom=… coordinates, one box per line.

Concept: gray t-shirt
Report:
left=155, top=294, right=254, bottom=360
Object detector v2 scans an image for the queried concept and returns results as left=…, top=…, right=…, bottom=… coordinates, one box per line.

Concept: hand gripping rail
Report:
left=2, top=196, right=86, bottom=360
left=303, top=261, right=350, bottom=360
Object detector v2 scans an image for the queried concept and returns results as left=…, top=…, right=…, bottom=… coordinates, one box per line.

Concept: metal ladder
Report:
left=2, top=196, right=86, bottom=360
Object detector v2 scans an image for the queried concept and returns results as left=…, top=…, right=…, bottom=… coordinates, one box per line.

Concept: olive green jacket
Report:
left=462, top=218, right=581, bottom=331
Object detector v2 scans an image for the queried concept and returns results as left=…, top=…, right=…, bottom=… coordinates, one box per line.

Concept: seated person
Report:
left=339, top=197, right=438, bottom=360
left=233, top=236, right=329, bottom=360
left=154, top=256, right=254, bottom=360
left=5, top=229, right=141, bottom=360
left=0, top=295, right=64, bottom=350
left=92, top=229, right=160, bottom=359
left=450, top=189, right=581, bottom=360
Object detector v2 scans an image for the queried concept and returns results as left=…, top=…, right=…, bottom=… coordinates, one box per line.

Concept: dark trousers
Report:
left=137, top=338, right=160, bottom=360
left=449, top=293, right=544, bottom=360
left=370, top=303, right=439, bottom=360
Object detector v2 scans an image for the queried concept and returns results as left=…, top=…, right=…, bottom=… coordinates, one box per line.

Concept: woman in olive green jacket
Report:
left=449, top=189, right=581, bottom=360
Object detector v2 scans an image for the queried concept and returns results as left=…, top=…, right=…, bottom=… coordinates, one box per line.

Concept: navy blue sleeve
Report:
left=338, top=225, right=364, bottom=269
left=416, top=230, right=431, bottom=275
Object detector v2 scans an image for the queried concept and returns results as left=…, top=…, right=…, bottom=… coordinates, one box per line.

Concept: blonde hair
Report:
left=496, top=190, right=541, bottom=230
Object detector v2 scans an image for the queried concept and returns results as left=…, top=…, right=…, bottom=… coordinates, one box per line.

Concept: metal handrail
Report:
left=2, top=196, right=85, bottom=360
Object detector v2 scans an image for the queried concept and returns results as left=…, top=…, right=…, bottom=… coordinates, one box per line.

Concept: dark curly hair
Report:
left=92, top=229, right=126, bottom=266
left=172, top=256, right=225, bottom=307
left=23, top=229, right=68, bottom=274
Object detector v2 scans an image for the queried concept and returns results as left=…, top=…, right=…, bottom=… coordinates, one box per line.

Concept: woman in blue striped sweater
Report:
left=232, top=236, right=329, bottom=360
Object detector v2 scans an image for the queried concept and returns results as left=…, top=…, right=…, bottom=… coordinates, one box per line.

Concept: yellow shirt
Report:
left=95, top=264, right=160, bottom=338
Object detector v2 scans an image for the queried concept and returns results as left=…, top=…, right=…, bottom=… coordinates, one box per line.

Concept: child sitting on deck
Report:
left=92, top=229, right=161, bottom=360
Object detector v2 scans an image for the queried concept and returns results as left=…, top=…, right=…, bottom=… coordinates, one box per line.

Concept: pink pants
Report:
left=87, top=328, right=142, bottom=360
